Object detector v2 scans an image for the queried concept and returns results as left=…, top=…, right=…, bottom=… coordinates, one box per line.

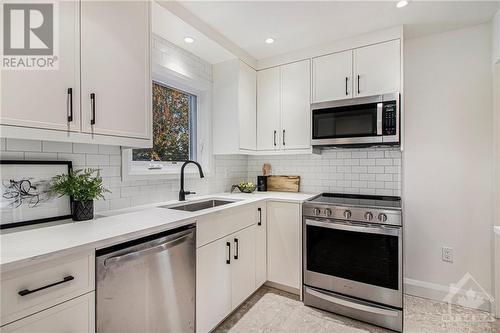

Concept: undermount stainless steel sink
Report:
left=162, top=199, right=237, bottom=212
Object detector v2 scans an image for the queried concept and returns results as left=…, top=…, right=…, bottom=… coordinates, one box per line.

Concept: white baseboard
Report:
left=404, top=278, right=493, bottom=313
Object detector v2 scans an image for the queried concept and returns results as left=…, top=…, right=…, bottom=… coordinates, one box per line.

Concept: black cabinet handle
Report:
left=226, top=242, right=231, bottom=264
left=234, top=238, right=239, bottom=260
left=90, top=93, right=96, bottom=125
left=258, top=208, right=262, bottom=226
left=18, top=276, right=74, bottom=296
left=67, top=88, right=73, bottom=122
left=282, top=130, right=286, bottom=146
left=273, top=130, right=277, bottom=146
left=357, top=75, right=360, bottom=94
left=345, top=77, right=348, bottom=96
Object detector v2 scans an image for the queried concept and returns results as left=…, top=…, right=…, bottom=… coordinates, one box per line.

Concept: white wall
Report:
left=403, top=24, right=494, bottom=308
left=493, top=10, right=500, bottom=64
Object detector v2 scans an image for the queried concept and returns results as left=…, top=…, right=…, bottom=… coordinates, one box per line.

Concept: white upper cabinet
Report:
left=1, top=0, right=80, bottom=132
left=1, top=0, right=151, bottom=147
left=354, top=40, right=401, bottom=97
left=312, top=39, right=401, bottom=102
left=256, top=67, right=281, bottom=151
left=312, top=50, right=353, bottom=102
left=213, top=59, right=257, bottom=154
left=80, top=0, right=151, bottom=139
left=257, top=60, right=311, bottom=152
left=281, top=60, right=311, bottom=150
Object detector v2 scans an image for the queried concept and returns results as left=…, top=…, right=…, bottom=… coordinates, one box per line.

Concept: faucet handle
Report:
left=185, top=191, right=195, bottom=195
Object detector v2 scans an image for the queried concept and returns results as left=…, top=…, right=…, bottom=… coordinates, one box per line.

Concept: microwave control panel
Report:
left=382, top=102, right=397, bottom=135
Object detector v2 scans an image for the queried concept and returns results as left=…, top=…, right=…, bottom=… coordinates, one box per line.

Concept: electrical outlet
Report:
left=442, top=247, right=453, bottom=263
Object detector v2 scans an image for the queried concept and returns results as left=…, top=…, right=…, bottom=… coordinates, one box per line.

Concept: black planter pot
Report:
left=72, top=200, right=94, bottom=221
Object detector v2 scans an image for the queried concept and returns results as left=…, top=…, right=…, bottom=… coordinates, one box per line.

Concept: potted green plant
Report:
left=50, top=168, right=110, bottom=221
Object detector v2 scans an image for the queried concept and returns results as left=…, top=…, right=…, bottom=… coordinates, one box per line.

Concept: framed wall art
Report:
left=0, top=160, right=73, bottom=229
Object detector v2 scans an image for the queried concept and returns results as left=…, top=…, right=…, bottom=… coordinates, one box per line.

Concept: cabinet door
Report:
left=281, top=60, right=311, bottom=150
left=255, top=204, right=267, bottom=288
left=354, top=40, right=401, bottom=97
left=1, top=292, right=94, bottom=333
left=196, top=237, right=232, bottom=333
left=1, top=0, right=80, bottom=132
left=231, top=225, right=256, bottom=309
left=267, top=201, right=301, bottom=290
left=80, top=1, right=151, bottom=139
left=312, top=50, right=353, bottom=102
left=257, top=67, right=281, bottom=150
left=239, top=61, right=257, bottom=150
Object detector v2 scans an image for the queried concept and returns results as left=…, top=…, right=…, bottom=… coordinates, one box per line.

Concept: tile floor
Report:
left=215, top=287, right=500, bottom=333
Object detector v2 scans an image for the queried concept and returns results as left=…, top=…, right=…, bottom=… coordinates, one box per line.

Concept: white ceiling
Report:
left=178, top=1, right=500, bottom=60
left=152, top=1, right=235, bottom=64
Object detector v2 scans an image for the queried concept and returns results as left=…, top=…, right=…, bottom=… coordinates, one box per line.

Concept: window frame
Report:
left=132, top=81, right=197, bottom=165
left=122, top=62, right=212, bottom=181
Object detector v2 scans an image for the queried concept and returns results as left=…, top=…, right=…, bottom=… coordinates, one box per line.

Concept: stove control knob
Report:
left=378, top=213, right=388, bottom=222
left=324, top=208, right=332, bottom=217
left=365, top=212, right=373, bottom=221
left=313, top=208, right=321, bottom=216
left=343, top=210, right=352, bottom=219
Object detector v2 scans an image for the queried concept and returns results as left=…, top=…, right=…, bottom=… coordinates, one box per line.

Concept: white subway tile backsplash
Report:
left=73, top=143, right=99, bottom=154
left=98, top=145, right=121, bottom=155
left=42, top=141, right=72, bottom=153
left=25, top=152, right=57, bottom=160
left=0, top=151, right=24, bottom=159
left=58, top=153, right=86, bottom=166
left=6, top=139, right=41, bottom=152
left=86, top=154, right=110, bottom=166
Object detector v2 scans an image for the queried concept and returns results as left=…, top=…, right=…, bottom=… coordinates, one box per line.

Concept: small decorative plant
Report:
left=50, top=168, right=110, bottom=221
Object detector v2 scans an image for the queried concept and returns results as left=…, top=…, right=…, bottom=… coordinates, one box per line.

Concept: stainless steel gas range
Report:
left=303, top=193, right=403, bottom=332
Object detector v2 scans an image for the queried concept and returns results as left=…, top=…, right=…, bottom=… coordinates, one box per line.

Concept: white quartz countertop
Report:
left=495, top=226, right=500, bottom=236
left=0, top=191, right=317, bottom=271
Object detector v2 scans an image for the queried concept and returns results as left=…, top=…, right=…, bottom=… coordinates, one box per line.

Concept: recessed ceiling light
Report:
left=265, top=38, right=275, bottom=44
left=184, top=36, right=195, bottom=44
left=396, top=0, right=408, bottom=8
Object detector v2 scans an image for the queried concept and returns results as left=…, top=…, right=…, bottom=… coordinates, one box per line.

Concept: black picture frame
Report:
left=0, top=160, right=73, bottom=230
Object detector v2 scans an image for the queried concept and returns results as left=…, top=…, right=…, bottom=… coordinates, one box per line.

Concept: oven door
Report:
left=311, top=96, right=383, bottom=146
left=304, top=218, right=402, bottom=308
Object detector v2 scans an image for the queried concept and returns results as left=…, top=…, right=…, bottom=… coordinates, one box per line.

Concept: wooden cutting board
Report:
left=267, top=176, right=300, bottom=192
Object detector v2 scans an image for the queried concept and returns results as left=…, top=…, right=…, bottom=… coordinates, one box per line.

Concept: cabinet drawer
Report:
left=1, top=251, right=94, bottom=326
left=1, top=292, right=95, bottom=333
left=197, top=204, right=257, bottom=247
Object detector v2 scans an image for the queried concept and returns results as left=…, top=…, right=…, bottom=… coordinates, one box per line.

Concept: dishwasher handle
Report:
left=104, top=230, right=193, bottom=267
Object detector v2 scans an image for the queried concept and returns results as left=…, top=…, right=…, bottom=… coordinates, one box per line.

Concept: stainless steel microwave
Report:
left=311, top=93, right=400, bottom=147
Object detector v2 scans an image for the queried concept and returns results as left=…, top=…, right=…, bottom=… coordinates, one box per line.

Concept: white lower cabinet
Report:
left=196, top=236, right=233, bottom=333
left=267, top=201, right=301, bottom=291
left=1, top=292, right=95, bottom=333
left=197, top=203, right=267, bottom=333
left=231, top=226, right=256, bottom=309
left=255, top=204, right=267, bottom=287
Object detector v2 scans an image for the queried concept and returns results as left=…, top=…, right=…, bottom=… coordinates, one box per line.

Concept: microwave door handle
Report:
left=376, top=103, right=383, bottom=135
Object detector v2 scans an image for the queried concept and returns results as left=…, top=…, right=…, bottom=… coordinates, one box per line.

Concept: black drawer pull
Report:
left=345, top=77, right=348, bottom=95
left=226, top=242, right=231, bottom=264
left=258, top=208, right=262, bottom=226
left=67, top=88, right=73, bottom=122
left=90, top=93, right=96, bottom=125
left=234, top=238, right=239, bottom=260
left=18, top=276, right=74, bottom=296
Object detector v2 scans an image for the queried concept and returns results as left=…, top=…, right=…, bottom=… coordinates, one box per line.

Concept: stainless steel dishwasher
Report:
left=96, top=225, right=196, bottom=333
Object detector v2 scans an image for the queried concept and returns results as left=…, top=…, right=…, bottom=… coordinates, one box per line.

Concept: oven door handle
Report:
left=306, top=288, right=400, bottom=317
left=306, top=219, right=400, bottom=237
